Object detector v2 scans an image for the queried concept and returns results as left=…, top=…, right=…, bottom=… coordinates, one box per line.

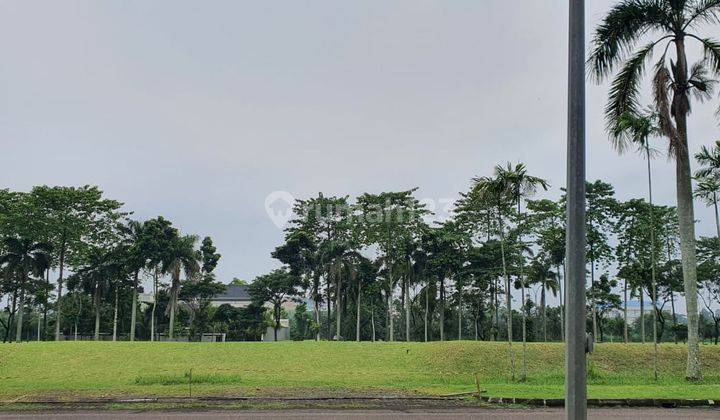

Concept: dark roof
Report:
left=213, top=284, right=251, bottom=301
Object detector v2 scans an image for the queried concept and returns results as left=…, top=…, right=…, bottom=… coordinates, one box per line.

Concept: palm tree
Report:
left=589, top=0, right=720, bottom=380
left=479, top=162, right=548, bottom=381
left=527, top=258, right=559, bottom=342
left=695, top=177, right=720, bottom=236
left=160, top=234, right=200, bottom=339
left=695, top=141, right=720, bottom=237
left=0, top=237, right=52, bottom=342
left=72, top=247, right=122, bottom=341
left=611, top=109, right=662, bottom=378
left=122, top=220, right=148, bottom=342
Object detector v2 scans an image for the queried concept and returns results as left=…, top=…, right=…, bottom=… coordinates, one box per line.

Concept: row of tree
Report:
left=0, top=186, right=237, bottom=342
left=257, top=155, right=719, bottom=381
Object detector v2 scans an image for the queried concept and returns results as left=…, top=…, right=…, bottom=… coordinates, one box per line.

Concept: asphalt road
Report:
left=0, top=408, right=717, bottom=419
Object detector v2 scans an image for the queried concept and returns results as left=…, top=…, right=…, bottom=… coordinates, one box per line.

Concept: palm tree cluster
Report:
left=0, top=186, right=223, bottom=341
left=264, top=157, right=720, bottom=380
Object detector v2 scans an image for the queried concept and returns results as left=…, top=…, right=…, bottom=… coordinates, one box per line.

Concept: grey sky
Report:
left=1, top=1, right=719, bottom=301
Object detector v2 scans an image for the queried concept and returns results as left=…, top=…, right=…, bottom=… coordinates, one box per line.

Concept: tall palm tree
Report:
left=121, top=220, right=148, bottom=342
left=695, top=141, right=720, bottom=237
left=481, top=162, right=548, bottom=381
left=527, top=258, right=559, bottom=342
left=589, top=0, right=720, bottom=380
left=72, top=247, right=122, bottom=341
left=611, top=109, right=662, bottom=378
left=0, top=237, right=52, bottom=342
left=160, top=234, right=200, bottom=339
left=695, top=177, right=720, bottom=236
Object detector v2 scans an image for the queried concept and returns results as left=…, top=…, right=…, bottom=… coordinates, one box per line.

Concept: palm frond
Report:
left=589, top=0, right=672, bottom=81
left=605, top=41, right=659, bottom=131
left=653, top=59, right=680, bottom=153
left=688, top=60, right=717, bottom=101
left=684, top=0, right=720, bottom=30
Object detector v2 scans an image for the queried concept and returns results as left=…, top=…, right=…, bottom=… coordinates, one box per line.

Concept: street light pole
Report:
left=565, top=0, right=587, bottom=419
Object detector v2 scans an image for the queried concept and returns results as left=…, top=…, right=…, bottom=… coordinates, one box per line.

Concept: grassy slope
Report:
left=1, top=341, right=719, bottom=400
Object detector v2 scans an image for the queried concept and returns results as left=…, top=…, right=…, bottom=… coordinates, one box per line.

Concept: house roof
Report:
left=212, top=284, right=250, bottom=301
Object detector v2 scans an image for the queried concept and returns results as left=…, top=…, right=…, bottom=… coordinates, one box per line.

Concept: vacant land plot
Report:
left=0, top=341, right=719, bottom=401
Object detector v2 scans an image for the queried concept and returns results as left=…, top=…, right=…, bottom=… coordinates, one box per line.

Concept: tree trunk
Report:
left=404, top=276, right=410, bottom=342
left=130, top=270, right=139, bottom=341
left=15, top=275, right=26, bottom=342
left=458, top=289, right=462, bottom=340
left=43, top=268, right=50, bottom=341
left=274, top=306, right=279, bottom=341
left=494, top=278, right=499, bottom=341
left=356, top=282, right=361, bottom=342
left=371, top=306, right=376, bottom=342
left=541, top=283, right=547, bottom=342
left=386, top=292, right=393, bottom=342
left=150, top=267, right=158, bottom=342
left=314, top=298, right=321, bottom=341
left=424, top=285, right=429, bottom=342
left=113, top=286, right=119, bottom=342
left=624, top=279, right=629, bottom=343
left=646, top=143, right=658, bottom=381
left=671, top=291, right=678, bottom=344
left=591, top=256, right=598, bottom=342
left=498, top=213, right=514, bottom=380
left=558, top=263, right=565, bottom=342
left=673, top=37, right=701, bottom=380
left=3, top=291, right=17, bottom=343
left=640, top=296, right=645, bottom=343
left=55, top=243, right=66, bottom=341
left=314, top=273, right=321, bottom=341
left=335, top=268, right=342, bottom=340
left=94, top=281, right=100, bottom=341
left=439, top=276, right=445, bottom=341
left=168, top=272, right=179, bottom=340
left=327, top=278, right=332, bottom=340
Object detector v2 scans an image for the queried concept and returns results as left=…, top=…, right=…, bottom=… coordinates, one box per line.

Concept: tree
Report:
left=695, top=141, right=720, bottom=238
left=160, top=234, right=200, bottom=339
left=30, top=186, right=125, bottom=341
left=121, top=220, right=148, bottom=341
left=0, top=237, right=52, bottom=342
left=69, top=246, right=125, bottom=341
left=286, top=194, right=351, bottom=340
left=356, top=189, right=428, bottom=342
left=584, top=181, right=618, bottom=343
left=587, top=274, right=621, bottom=342
left=610, top=109, right=663, bottom=361
left=526, top=199, right=566, bottom=340
left=491, top=162, right=548, bottom=381
left=249, top=268, right=300, bottom=341
left=141, top=217, right=177, bottom=340
left=589, top=0, right=720, bottom=380
left=697, top=236, right=720, bottom=344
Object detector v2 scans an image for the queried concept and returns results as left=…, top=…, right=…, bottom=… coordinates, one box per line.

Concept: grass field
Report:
left=1, top=341, right=720, bottom=401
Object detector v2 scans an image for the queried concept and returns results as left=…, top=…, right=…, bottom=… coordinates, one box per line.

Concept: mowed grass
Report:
left=1, top=341, right=720, bottom=400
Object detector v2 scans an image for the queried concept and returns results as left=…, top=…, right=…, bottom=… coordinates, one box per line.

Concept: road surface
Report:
left=0, top=408, right=717, bottom=419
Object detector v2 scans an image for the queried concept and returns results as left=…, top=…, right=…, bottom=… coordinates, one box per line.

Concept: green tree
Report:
left=30, top=186, right=125, bottom=341
left=589, top=0, right=720, bottom=380
left=0, top=237, right=52, bottom=342
left=160, top=234, right=200, bottom=339
left=249, top=268, right=300, bottom=341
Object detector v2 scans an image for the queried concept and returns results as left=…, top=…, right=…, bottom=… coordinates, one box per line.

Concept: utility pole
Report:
left=565, top=0, right=587, bottom=419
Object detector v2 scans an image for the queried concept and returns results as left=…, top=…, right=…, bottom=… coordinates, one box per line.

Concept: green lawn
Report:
left=1, top=341, right=719, bottom=401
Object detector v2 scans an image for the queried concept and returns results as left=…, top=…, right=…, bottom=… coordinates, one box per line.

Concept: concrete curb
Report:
left=481, top=396, right=719, bottom=408
left=1, top=395, right=718, bottom=409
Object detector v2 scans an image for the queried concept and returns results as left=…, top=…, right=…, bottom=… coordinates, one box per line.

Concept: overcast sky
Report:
left=2, top=1, right=719, bottom=302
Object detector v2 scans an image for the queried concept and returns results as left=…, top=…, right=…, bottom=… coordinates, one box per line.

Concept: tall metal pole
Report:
left=565, top=0, right=587, bottom=419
